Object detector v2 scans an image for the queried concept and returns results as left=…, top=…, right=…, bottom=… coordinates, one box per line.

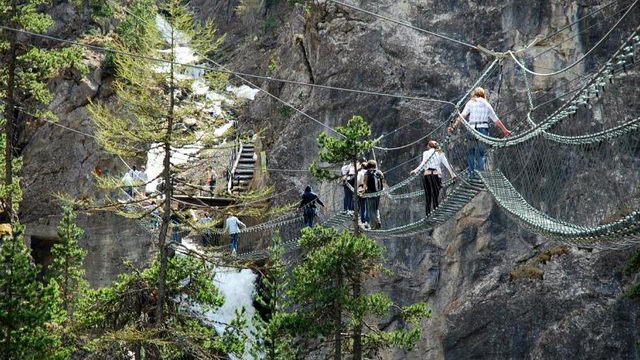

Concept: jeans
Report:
left=230, top=233, right=239, bottom=251
left=343, top=185, right=353, bottom=211
left=366, top=196, right=381, bottom=229
left=202, top=231, right=211, bottom=247
left=359, top=197, right=369, bottom=224
left=467, top=127, right=489, bottom=177
left=172, top=226, right=182, bottom=243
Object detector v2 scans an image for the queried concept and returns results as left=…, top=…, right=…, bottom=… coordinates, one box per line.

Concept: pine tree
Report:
left=309, top=116, right=430, bottom=359
left=249, top=238, right=298, bottom=360
left=88, top=0, right=226, bottom=326
left=0, top=224, right=67, bottom=360
left=76, top=255, right=247, bottom=359
left=289, top=226, right=431, bottom=359
left=47, top=205, right=88, bottom=325
left=310, top=115, right=378, bottom=360
left=0, top=0, right=84, bottom=216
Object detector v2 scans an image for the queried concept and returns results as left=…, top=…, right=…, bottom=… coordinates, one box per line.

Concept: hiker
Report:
left=199, top=212, right=213, bottom=247
left=364, top=160, right=384, bottom=229
left=207, top=166, right=217, bottom=194
left=410, top=140, right=456, bottom=216
left=127, top=165, right=139, bottom=180
left=449, top=87, right=512, bottom=176
left=356, top=157, right=369, bottom=226
left=136, top=166, right=148, bottom=197
left=299, top=185, right=325, bottom=227
left=223, top=213, right=246, bottom=256
left=122, top=171, right=134, bottom=198
left=340, top=161, right=356, bottom=212
left=170, top=212, right=185, bottom=243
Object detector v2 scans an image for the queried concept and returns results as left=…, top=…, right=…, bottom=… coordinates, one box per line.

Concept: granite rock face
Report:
left=14, top=0, right=640, bottom=356
left=192, top=0, right=640, bottom=358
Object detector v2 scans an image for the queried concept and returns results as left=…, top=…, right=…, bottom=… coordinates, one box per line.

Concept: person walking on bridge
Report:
left=299, top=185, right=325, bottom=227
left=223, top=213, right=246, bottom=256
left=410, top=141, right=456, bottom=216
left=448, top=87, right=512, bottom=176
left=364, top=160, right=385, bottom=229
left=340, top=161, right=356, bottom=212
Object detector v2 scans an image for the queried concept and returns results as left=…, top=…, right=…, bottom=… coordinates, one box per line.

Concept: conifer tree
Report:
left=47, top=205, right=89, bottom=325
left=0, top=224, right=67, bottom=359
left=0, top=0, right=83, bottom=217
left=289, top=226, right=431, bottom=360
left=310, top=115, right=378, bottom=359
left=309, top=116, right=430, bottom=359
left=88, top=0, right=226, bottom=326
left=76, top=255, right=247, bottom=359
left=249, top=238, right=298, bottom=360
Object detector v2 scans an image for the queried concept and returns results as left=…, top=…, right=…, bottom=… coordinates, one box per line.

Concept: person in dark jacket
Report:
left=299, top=185, right=325, bottom=227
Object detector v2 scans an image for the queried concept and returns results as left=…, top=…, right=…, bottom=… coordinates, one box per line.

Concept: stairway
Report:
left=230, top=141, right=256, bottom=194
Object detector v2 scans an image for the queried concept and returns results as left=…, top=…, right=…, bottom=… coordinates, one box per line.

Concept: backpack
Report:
left=366, top=169, right=384, bottom=193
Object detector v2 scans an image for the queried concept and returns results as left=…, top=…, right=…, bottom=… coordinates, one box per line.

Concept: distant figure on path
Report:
left=207, top=166, right=217, bottom=194
left=223, top=213, right=246, bottom=256
left=356, top=157, right=369, bottom=226
left=299, top=185, right=325, bottom=227
left=340, top=161, right=356, bottom=212
left=199, top=212, right=213, bottom=247
left=364, top=160, right=385, bottom=229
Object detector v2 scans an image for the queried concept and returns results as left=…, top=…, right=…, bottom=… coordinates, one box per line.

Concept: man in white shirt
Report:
left=448, top=87, right=512, bottom=176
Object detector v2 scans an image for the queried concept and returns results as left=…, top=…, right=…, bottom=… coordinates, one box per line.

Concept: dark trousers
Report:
left=303, top=208, right=317, bottom=227
left=343, top=185, right=353, bottom=211
left=423, top=174, right=442, bottom=216
left=366, top=196, right=381, bottom=229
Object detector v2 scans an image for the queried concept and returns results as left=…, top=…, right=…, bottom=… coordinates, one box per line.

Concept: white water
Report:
left=149, top=16, right=260, bottom=359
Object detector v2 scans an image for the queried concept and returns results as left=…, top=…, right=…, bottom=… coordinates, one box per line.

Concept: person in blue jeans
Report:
left=299, top=185, right=325, bottom=227
left=223, top=214, right=246, bottom=256
left=449, top=87, right=512, bottom=176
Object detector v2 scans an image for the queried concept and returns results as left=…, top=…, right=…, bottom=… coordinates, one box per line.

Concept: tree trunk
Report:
left=334, top=269, right=343, bottom=360
left=155, top=22, right=176, bottom=327
left=4, top=1, right=18, bottom=219
left=351, top=159, right=363, bottom=360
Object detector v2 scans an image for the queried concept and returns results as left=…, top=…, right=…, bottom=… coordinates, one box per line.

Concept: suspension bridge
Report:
left=3, top=0, right=640, bottom=260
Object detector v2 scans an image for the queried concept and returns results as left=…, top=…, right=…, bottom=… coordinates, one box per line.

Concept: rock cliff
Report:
left=16, top=0, right=640, bottom=357
left=188, top=0, right=640, bottom=358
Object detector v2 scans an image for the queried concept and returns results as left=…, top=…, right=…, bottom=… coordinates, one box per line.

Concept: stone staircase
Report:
left=230, top=141, right=256, bottom=194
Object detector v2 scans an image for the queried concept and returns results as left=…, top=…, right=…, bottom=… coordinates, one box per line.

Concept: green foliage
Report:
left=0, top=224, right=67, bottom=359
left=312, top=115, right=378, bottom=182
left=263, top=15, right=278, bottom=33
left=0, top=0, right=84, bottom=104
left=76, top=255, right=246, bottom=358
left=268, top=55, right=279, bottom=75
left=624, top=247, right=640, bottom=275
left=249, top=238, right=298, bottom=359
left=289, top=226, right=430, bottom=358
left=628, top=284, right=640, bottom=300
left=47, top=206, right=89, bottom=325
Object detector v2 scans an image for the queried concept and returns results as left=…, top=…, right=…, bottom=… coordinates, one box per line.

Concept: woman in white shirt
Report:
left=410, top=141, right=456, bottom=216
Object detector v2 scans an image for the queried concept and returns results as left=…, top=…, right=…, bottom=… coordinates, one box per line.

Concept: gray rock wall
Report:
left=193, top=0, right=640, bottom=358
